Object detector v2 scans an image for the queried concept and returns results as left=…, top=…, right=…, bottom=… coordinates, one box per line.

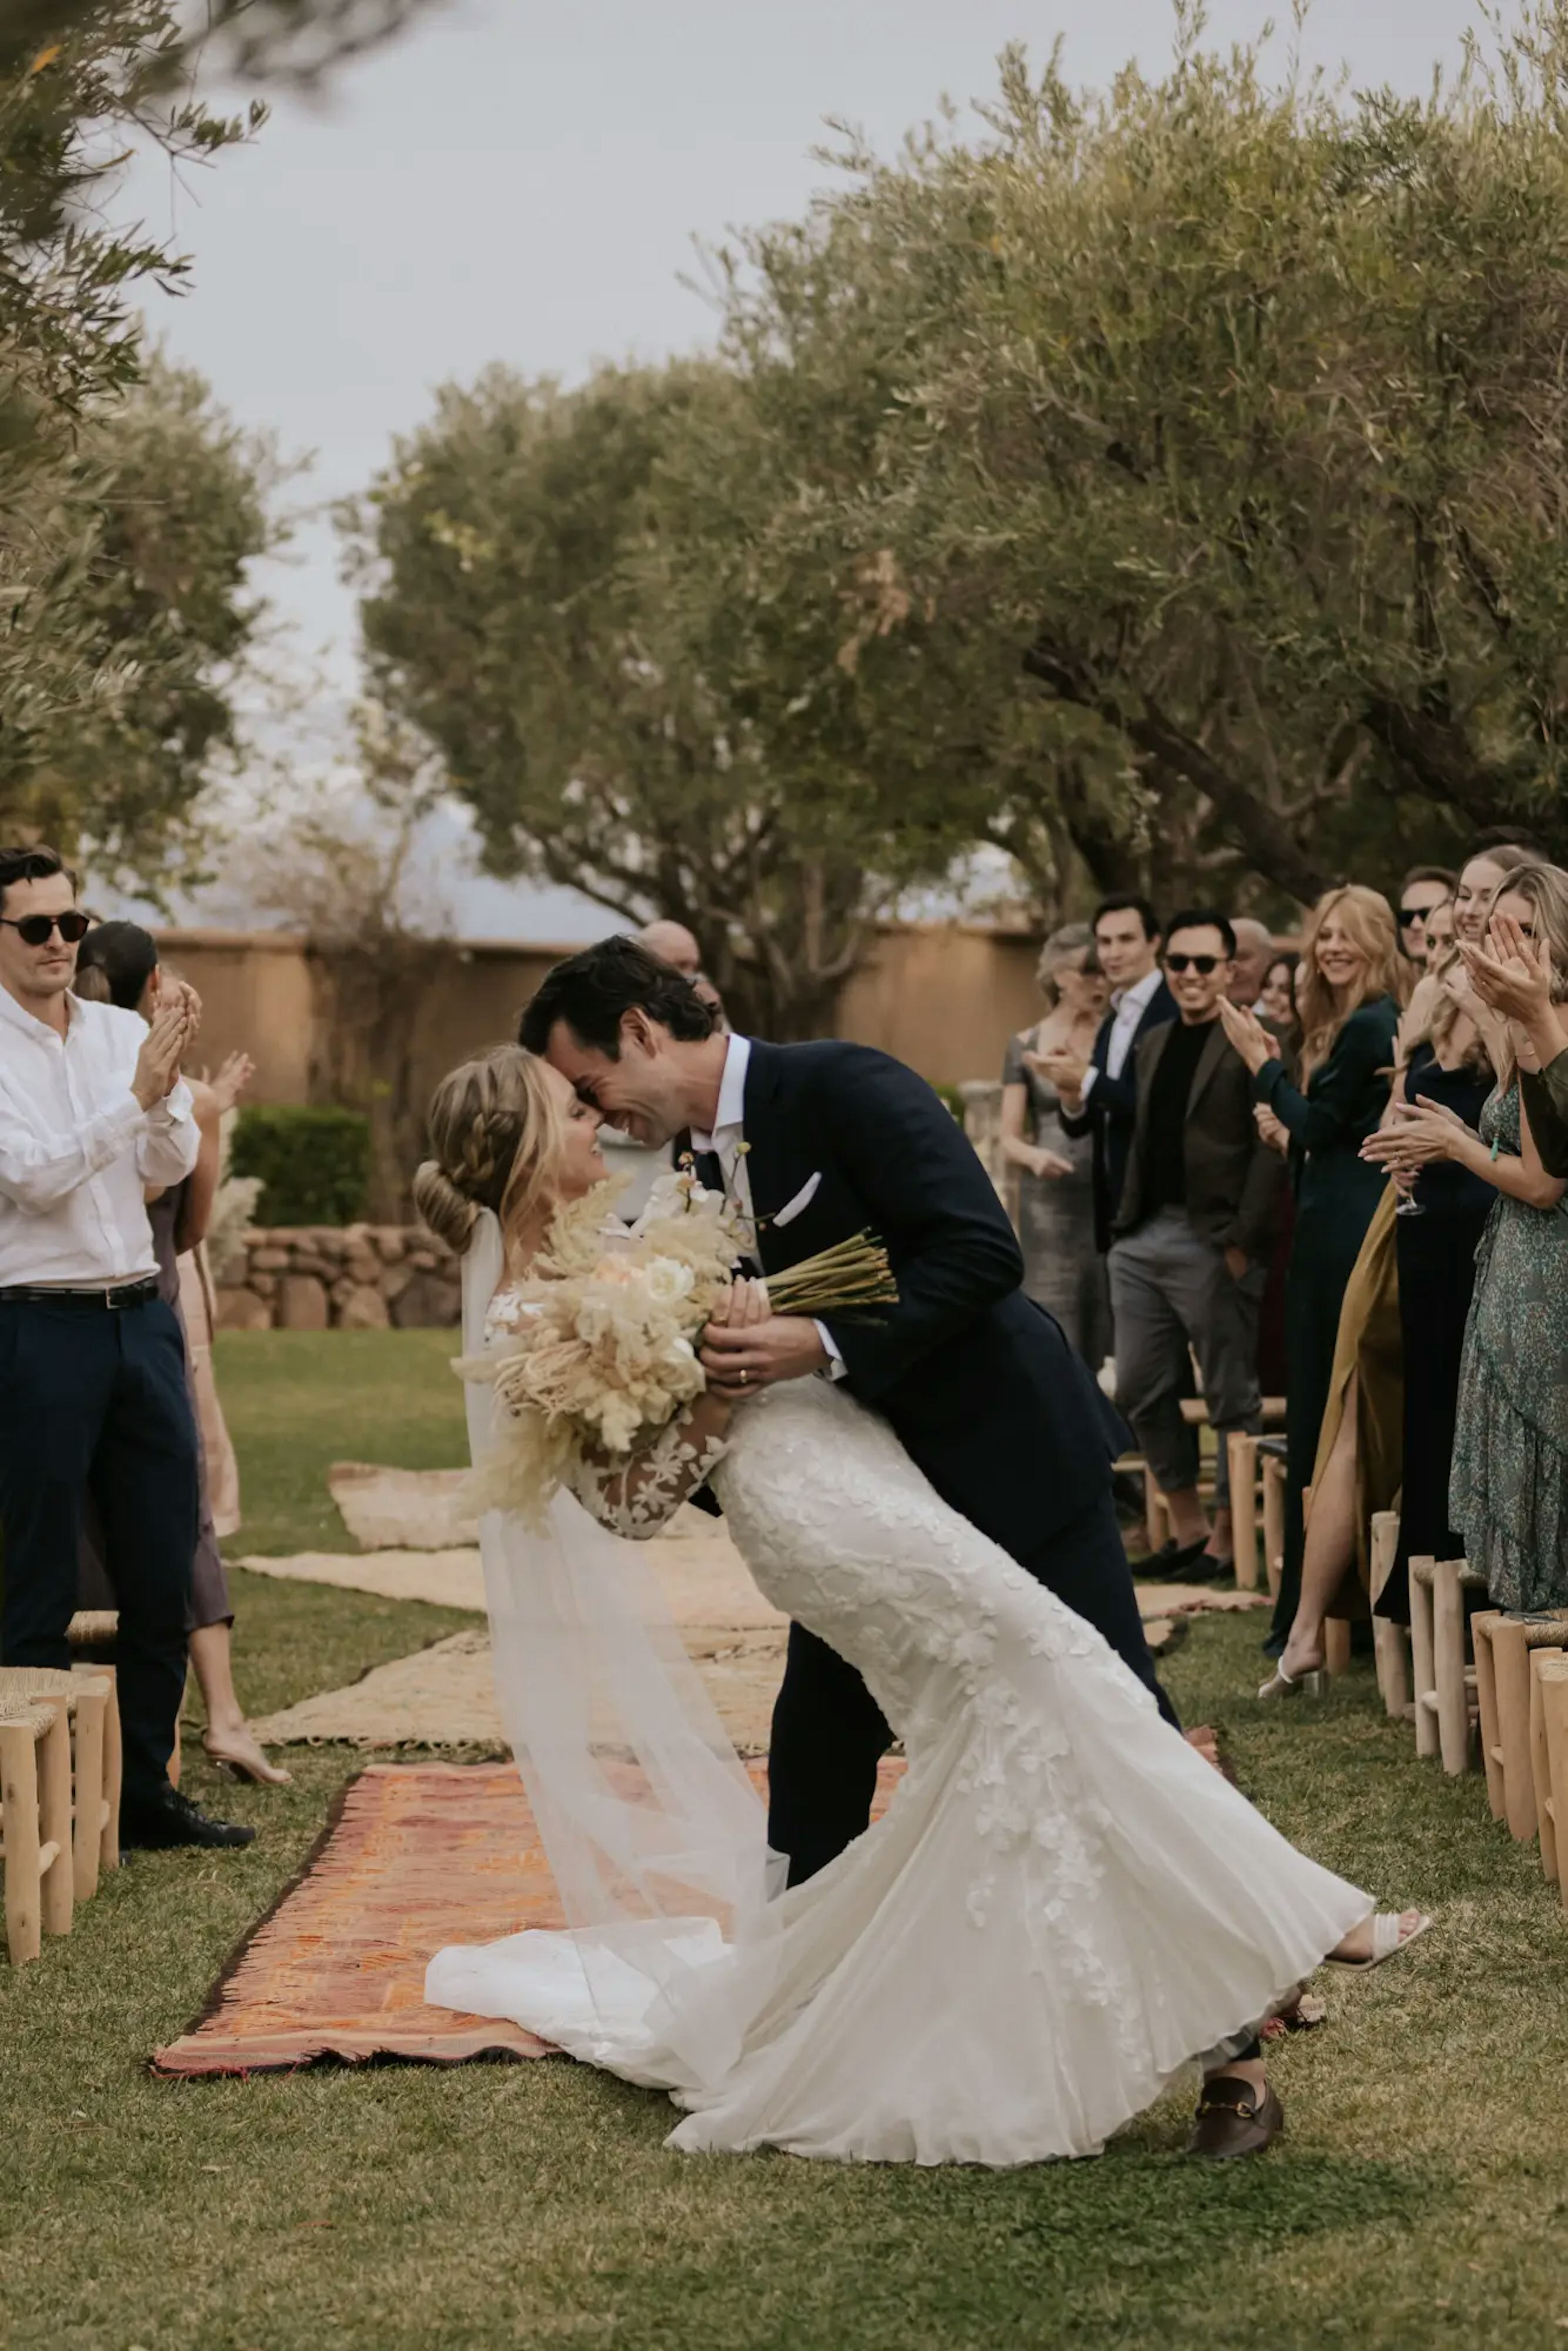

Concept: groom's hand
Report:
left=700, top=1313, right=829, bottom=1391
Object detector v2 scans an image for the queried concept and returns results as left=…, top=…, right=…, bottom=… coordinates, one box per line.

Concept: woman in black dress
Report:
left=1380, top=987, right=1495, bottom=1620
left=1220, top=886, right=1406, bottom=1652
left=74, top=923, right=288, bottom=1785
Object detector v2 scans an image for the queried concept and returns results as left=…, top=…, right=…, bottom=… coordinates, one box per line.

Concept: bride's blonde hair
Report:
left=413, top=1045, right=564, bottom=1257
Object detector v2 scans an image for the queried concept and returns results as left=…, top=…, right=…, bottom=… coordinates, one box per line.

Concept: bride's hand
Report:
left=712, top=1277, right=772, bottom=1329
left=701, top=1274, right=829, bottom=1391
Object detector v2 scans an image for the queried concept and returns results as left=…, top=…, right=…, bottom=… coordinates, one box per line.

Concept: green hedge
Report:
left=229, top=1105, right=371, bottom=1228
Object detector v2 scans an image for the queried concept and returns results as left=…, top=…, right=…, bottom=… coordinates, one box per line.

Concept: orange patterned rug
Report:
left=153, top=1757, right=904, bottom=2077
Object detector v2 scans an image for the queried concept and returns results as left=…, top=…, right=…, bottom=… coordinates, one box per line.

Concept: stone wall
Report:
left=214, top=1224, right=461, bottom=1333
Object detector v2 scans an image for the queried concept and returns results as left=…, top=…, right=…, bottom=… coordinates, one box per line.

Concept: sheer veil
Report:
left=425, top=1206, right=779, bottom=2081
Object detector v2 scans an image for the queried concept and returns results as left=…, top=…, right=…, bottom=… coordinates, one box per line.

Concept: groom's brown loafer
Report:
left=1185, top=2075, right=1284, bottom=2159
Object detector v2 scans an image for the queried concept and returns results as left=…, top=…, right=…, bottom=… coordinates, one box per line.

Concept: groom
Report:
left=521, top=940, right=1178, bottom=1869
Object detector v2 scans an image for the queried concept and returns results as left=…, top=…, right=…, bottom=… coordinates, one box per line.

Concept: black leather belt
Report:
left=0, top=1277, right=160, bottom=1310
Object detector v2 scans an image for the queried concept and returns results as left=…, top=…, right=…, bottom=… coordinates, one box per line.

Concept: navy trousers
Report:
left=767, top=1486, right=1177, bottom=1889
left=0, top=1293, right=198, bottom=1808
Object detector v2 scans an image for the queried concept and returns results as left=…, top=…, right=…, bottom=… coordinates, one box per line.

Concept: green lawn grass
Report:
left=4, top=1332, right=1568, bottom=2349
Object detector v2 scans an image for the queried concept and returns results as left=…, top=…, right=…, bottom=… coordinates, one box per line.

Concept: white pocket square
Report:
left=772, top=1172, right=822, bottom=1228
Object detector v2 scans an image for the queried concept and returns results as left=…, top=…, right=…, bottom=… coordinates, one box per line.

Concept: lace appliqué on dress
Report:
left=570, top=1415, right=729, bottom=1542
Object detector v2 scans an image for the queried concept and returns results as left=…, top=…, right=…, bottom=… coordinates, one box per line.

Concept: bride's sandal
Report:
left=1325, top=1910, right=1432, bottom=1972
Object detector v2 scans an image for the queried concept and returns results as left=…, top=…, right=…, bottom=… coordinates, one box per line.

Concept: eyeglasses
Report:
left=0, top=911, right=90, bottom=947
left=1165, top=953, right=1223, bottom=975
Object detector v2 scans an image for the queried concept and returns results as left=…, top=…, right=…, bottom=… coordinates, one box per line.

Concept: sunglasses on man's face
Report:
left=0, top=911, right=90, bottom=947
left=1165, top=952, right=1223, bottom=975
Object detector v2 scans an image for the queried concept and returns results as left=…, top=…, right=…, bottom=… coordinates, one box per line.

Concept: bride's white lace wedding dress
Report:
left=426, top=1252, right=1371, bottom=2166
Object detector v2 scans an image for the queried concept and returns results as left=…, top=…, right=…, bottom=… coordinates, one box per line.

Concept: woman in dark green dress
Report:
left=1219, top=886, right=1405, bottom=1649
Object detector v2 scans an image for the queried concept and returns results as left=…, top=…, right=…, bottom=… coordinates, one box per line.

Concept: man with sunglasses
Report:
left=1396, top=866, right=1457, bottom=965
left=0, top=844, right=253, bottom=1851
left=1108, top=910, right=1288, bottom=1578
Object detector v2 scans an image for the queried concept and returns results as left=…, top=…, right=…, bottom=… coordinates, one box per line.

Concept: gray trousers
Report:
left=1108, top=1208, right=1264, bottom=1505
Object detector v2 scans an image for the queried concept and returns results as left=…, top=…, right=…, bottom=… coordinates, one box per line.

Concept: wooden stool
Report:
left=0, top=1666, right=119, bottom=1899
left=1409, top=1558, right=1486, bottom=1773
left=0, top=1695, right=74, bottom=1964
left=1261, top=1448, right=1287, bottom=1602
left=1535, top=1658, right=1568, bottom=1912
left=1471, top=1610, right=1568, bottom=1839
left=1368, top=1513, right=1409, bottom=1716
left=1530, top=1649, right=1567, bottom=1883
left=1227, top=1434, right=1261, bottom=1591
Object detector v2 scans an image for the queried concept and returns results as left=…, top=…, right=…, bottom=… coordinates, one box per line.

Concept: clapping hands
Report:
left=131, top=988, right=198, bottom=1110
left=205, top=1050, right=255, bottom=1116
left=1461, top=913, right=1554, bottom=1026
left=1361, top=1096, right=1466, bottom=1178
left=1217, top=995, right=1277, bottom=1077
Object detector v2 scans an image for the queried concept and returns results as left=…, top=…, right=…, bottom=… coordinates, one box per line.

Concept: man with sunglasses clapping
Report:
left=1107, top=910, right=1288, bottom=1578
left=0, top=844, right=253, bottom=1852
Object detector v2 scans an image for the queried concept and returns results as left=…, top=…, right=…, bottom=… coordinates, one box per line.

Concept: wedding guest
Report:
left=637, top=919, right=724, bottom=1022
left=1228, top=918, right=1276, bottom=1012
left=1219, top=886, right=1405, bottom=1651
left=1421, top=896, right=1456, bottom=974
left=1451, top=842, right=1532, bottom=948
left=73, top=920, right=286, bottom=1786
left=1109, top=913, right=1286, bottom=1574
left=999, top=923, right=1112, bottom=1368
left=1044, top=898, right=1176, bottom=1255
left=1463, top=908, right=1568, bottom=1173
left=0, top=848, right=251, bottom=1849
left=1257, top=952, right=1300, bottom=1038
left=1372, top=863, right=1568, bottom=1613
left=1396, top=866, right=1457, bottom=967
left=1259, top=965, right=1487, bottom=1697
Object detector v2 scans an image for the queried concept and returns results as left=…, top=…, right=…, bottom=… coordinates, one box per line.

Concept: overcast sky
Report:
left=112, top=0, right=1494, bottom=936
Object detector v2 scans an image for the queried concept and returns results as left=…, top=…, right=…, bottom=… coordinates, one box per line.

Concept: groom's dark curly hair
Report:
left=519, top=935, right=718, bottom=1058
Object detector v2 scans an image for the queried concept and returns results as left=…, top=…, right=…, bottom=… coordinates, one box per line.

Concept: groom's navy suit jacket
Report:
left=687, top=1038, right=1124, bottom=1564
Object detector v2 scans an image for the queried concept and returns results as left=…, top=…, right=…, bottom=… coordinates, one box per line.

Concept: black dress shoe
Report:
left=1129, top=1535, right=1213, bottom=1579
left=1186, top=2075, right=1284, bottom=2159
left=120, top=1787, right=256, bottom=1851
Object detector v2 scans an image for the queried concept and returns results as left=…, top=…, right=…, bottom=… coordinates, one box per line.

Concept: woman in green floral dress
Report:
left=1370, top=862, right=1568, bottom=1612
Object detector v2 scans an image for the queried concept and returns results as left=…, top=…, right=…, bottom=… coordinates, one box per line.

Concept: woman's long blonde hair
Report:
left=1296, top=885, right=1407, bottom=1080
left=413, top=1045, right=564, bottom=1259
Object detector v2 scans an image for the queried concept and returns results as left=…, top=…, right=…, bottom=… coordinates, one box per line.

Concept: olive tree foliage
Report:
left=737, top=6, right=1568, bottom=907
left=354, top=4, right=1568, bottom=964
left=0, top=0, right=445, bottom=87
left=0, top=12, right=280, bottom=885
left=347, top=363, right=967, bottom=1037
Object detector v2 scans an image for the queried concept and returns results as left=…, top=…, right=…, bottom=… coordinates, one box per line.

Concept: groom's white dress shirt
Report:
left=688, top=1032, right=844, bottom=1378
left=1078, top=964, right=1164, bottom=1104
left=0, top=985, right=197, bottom=1286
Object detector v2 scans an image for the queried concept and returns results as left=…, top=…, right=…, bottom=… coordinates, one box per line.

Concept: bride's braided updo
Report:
left=413, top=1045, right=565, bottom=1256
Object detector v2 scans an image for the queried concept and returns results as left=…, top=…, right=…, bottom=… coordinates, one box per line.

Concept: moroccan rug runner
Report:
left=152, top=1757, right=903, bottom=2078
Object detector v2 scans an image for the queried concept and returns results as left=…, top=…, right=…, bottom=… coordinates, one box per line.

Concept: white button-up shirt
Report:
left=689, top=1032, right=844, bottom=1377
left=0, top=985, right=198, bottom=1286
left=1080, top=964, right=1165, bottom=1103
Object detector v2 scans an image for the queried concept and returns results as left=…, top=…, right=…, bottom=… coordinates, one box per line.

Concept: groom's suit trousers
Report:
left=768, top=1486, right=1176, bottom=1890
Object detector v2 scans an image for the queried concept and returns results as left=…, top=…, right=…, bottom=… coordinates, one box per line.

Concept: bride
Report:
left=419, top=1043, right=1423, bottom=2167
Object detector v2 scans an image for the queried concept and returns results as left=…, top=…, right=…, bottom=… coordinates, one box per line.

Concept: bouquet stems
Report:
left=763, top=1233, right=897, bottom=1320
